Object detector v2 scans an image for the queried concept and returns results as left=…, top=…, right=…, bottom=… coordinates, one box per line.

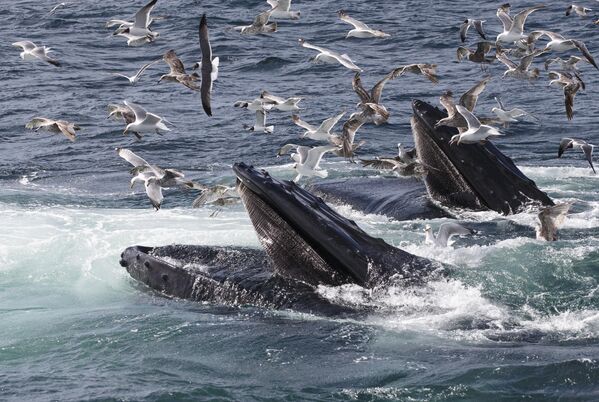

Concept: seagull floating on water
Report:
left=299, top=39, right=362, bottom=72
left=25, top=118, right=80, bottom=142
left=424, top=222, right=472, bottom=248
left=12, top=41, right=60, bottom=67
left=337, top=10, right=390, bottom=39
left=558, top=138, right=595, bottom=173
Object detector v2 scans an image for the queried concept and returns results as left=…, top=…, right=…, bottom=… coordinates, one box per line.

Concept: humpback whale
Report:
left=120, top=100, right=554, bottom=313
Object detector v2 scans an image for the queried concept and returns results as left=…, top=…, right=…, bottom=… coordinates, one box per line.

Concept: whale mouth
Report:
left=411, top=100, right=553, bottom=215
left=233, top=163, right=438, bottom=288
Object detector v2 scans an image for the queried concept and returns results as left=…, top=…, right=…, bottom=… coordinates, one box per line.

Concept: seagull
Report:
left=234, top=98, right=275, bottom=112
left=158, top=50, right=200, bottom=91
left=12, top=41, right=60, bottom=67
left=112, top=0, right=159, bottom=40
left=46, top=2, right=67, bottom=17
left=360, top=143, right=418, bottom=171
left=436, top=77, right=490, bottom=132
left=459, top=19, right=486, bottom=43
left=457, top=41, right=495, bottom=69
left=392, top=64, right=438, bottom=84
left=450, top=105, right=503, bottom=145
left=267, top=0, right=300, bottom=20
left=244, top=110, right=274, bottom=133
left=536, top=203, right=572, bottom=241
left=337, top=112, right=367, bottom=160
left=235, top=10, right=277, bottom=35
left=25, top=118, right=80, bottom=142
left=108, top=103, right=135, bottom=124
left=491, top=97, right=538, bottom=127
left=566, top=4, right=591, bottom=16
left=291, top=112, right=345, bottom=141
left=496, top=49, right=545, bottom=80
left=495, top=4, right=545, bottom=45
left=122, top=101, right=171, bottom=139
left=299, top=39, right=362, bottom=72
left=337, top=10, right=390, bottom=38
left=199, top=14, right=214, bottom=116
left=112, top=59, right=160, bottom=84
left=547, top=71, right=585, bottom=120
left=527, top=31, right=599, bottom=70
left=277, top=143, right=311, bottom=158
left=544, top=56, right=588, bottom=72
left=116, top=148, right=205, bottom=210
left=351, top=70, right=399, bottom=125
left=424, top=222, right=472, bottom=247
left=558, top=138, right=595, bottom=173
left=192, top=185, right=239, bottom=207
left=260, top=91, right=303, bottom=111
left=291, top=145, right=339, bottom=182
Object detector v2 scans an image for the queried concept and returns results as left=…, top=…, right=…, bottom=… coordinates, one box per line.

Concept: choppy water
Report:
left=2, top=0, right=599, bottom=400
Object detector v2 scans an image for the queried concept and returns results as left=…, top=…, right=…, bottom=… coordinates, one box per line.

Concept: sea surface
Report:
left=2, top=0, right=599, bottom=400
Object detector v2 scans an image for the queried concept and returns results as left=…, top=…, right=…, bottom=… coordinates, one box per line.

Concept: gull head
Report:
left=424, top=224, right=432, bottom=233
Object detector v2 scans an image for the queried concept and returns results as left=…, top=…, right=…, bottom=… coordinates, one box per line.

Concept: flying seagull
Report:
left=291, top=112, right=345, bottom=141
left=491, top=97, right=538, bottom=127
left=527, top=30, right=599, bottom=70
left=244, top=109, right=274, bottom=133
left=392, top=64, right=438, bottom=84
left=495, top=4, right=545, bottom=45
left=424, top=222, right=472, bottom=247
left=260, top=91, right=303, bottom=111
left=235, top=10, right=277, bottom=35
left=548, top=71, right=585, bottom=120
left=12, top=41, right=60, bottom=67
left=112, top=0, right=159, bottom=44
left=25, top=118, right=80, bottom=142
left=566, top=5, right=591, bottom=17
left=112, top=59, right=160, bottom=84
left=361, top=143, right=418, bottom=171
left=192, top=185, right=239, bottom=207
left=291, top=145, right=339, bottom=182
left=496, top=49, right=545, bottom=80
left=544, top=56, right=589, bottom=72
left=436, top=77, right=491, bottom=132
left=459, top=19, right=486, bottom=43
left=450, top=105, right=503, bottom=145
left=352, top=70, right=400, bottom=125
left=122, top=100, right=171, bottom=139
left=337, top=10, right=390, bottom=38
left=299, top=39, right=362, bottom=72
left=267, top=0, right=300, bottom=20
left=558, top=138, right=595, bottom=173
left=199, top=14, right=214, bottom=116
left=159, top=50, right=200, bottom=91
left=536, top=203, right=572, bottom=241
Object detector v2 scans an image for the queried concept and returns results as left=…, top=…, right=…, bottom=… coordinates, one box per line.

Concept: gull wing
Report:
left=12, top=41, right=36, bottom=51
left=459, top=20, right=470, bottom=43
left=352, top=73, right=372, bottom=103
left=496, top=9, right=512, bottom=32
left=473, top=20, right=486, bottom=39
left=134, top=0, right=157, bottom=29
left=494, top=96, right=506, bottom=110
left=255, top=109, right=267, bottom=127
left=460, top=77, right=490, bottom=112
left=334, top=53, right=362, bottom=72
left=518, top=49, right=545, bottom=71
left=26, top=117, right=55, bottom=129
left=558, top=138, right=575, bottom=158
left=510, top=5, right=545, bottom=35
left=134, top=59, right=160, bottom=79
left=581, top=143, right=596, bottom=173
left=276, top=0, right=291, bottom=11
left=124, top=101, right=148, bottom=121
left=163, top=49, right=186, bottom=75
left=571, top=40, right=599, bottom=70
left=538, top=203, right=571, bottom=241
left=251, top=10, right=272, bottom=27
left=145, top=179, right=163, bottom=210
left=31, top=47, right=60, bottom=67
left=304, top=145, right=337, bottom=170
left=338, top=11, right=370, bottom=30
left=527, top=30, right=565, bottom=44
left=455, top=105, right=481, bottom=130
left=360, top=158, right=399, bottom=170
left=340, top=113, right=366, bottom=156
left=316, top=111, right=345, bottom=133
left=291, top=115, right=317, bottom=132
left=436, top=222, right=471, bottom=247
left=277, top=143, right=299, bottom=157
left=116, top=148, right=152, bottom=168
left=439, top=91, right=456, bottom=116
left=564, top=83, right=580, bottom=120
left=299, top=39, right=330, bottom=55
left=371, top=69, right=397, bottom=104
left=199, top=14, right=213, bottom=116
left=56, top=121, right=77, bottom=142
left=495, top=52, right=517, bottom=69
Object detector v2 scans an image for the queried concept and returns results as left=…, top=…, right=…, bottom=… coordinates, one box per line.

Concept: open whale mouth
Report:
left=411, top=100, right=553, bottom=215
left=233, top=162, right=438, bottom=288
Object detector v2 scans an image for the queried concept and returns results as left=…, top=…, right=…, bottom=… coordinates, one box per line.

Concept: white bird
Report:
left=235, top=10, right=277, bottom=35
left=527, top=31, right=599, bottom=70
left=496, top=5, right=545, bottom=45
left=112, top=0, right=159, bottom=45
left=292, top=145, right=339, bottom=182
left=536, top=203, right=572, bottom=241
left=299, top=39, right=362, bottom=72
left=424, top=222, right=472, bottom=247
left=491, top=97, right=538, bottom=127
left=122, top=101, right=171, bottom=139
left=558, top=138, right=595, bottom=173
left=566, top=4, right=591, bottom=17
left=337, top=10, right=390, bottom=38
left=459, top=19, right=486, bottom=43
left=46, top=2, right=67, bottom=16
left=496, top=49, right=545, bottom=80
left=260, top=91, right=303, bottom=111
left=234, top=98, right=275, bottom=112
left=25, top=117, right=80, bottom=142
left=112, top=59, right=160, bottom=84
left=291, top=112, right=345, bottom=141
left=12, top=41, right=60, bottom=67
left=245, top=110, right=274, bottom=133
left=267, top=0, right=300, bottom=20
left=360, top=143, right=418, bottom=171
left=450, top=105, right=502, bottom=145
left=192, top=185, right=239, bottom=207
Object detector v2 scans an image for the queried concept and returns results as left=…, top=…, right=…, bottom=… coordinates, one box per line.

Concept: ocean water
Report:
left=2, top=0, right=599, bottom=400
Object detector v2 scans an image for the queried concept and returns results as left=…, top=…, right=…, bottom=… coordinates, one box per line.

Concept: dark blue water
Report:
left=2, top=0, right=599, bottom=400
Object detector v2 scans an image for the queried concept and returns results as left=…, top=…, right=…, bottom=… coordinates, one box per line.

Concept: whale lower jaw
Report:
left=411, top=100, right=554, bottom=215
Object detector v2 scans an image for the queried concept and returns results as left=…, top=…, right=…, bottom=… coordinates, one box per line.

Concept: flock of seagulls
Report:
left=12, top=0, right=599, bottom=245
